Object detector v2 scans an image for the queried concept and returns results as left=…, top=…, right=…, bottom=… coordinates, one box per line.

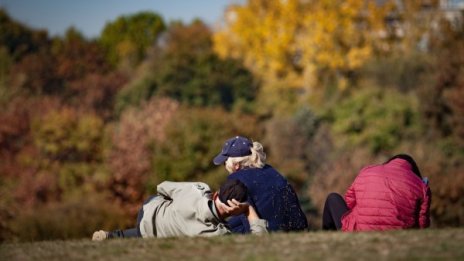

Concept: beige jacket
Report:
left=139, top=181, right=267, bottom=238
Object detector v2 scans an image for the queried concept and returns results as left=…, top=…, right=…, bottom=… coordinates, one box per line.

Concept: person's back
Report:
left=228, top=165, right=308, bottom=232
left=141, top=181, right=227, bottom=238
left=212, top=136, right=308, bottom=233
left=342, top=158, right=431, bottom=231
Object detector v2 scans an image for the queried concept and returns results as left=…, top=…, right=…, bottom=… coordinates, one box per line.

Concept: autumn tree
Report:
left=52, top=28, right=127, bottom=120
left=10, top=49, right=60, bottom=95
left=10, top=27, right=112, bottom=98
left=67, top=72, right=127, bottom=120
left=420, top=17, right=464, bottom=147
left=0, top=46, right=13, bottom=106
left=213, top=0, right=305, bottom=85
left=155, top=20, right=257, bottom=111
left=53, top=28, right=109, bottom=83
left=106, top=98, right=179, bottom=215
left=298, top=0, right=389, bottom=84
left=0, top=9, right=55, bottom=96
left=213, top=0, right=391, bottom=113
left=99, top=11, right=165, bottom=67
left=116, top=20, right=258, bottom=113
left=0, top=8, right=49, bottom=61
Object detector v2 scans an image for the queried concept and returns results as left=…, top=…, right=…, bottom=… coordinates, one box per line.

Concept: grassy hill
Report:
left=1, top=228, right=463, bottom=260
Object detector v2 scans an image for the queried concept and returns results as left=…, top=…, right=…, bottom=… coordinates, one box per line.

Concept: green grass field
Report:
left=1, top=228, right=463, bottom=260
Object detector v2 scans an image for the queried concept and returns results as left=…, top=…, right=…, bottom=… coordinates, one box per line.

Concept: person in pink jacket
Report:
left=322, top=154, right=432, bottom=231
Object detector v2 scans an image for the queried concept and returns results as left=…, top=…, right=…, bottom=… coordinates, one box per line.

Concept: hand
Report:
left=227, top=199, right=249, bottom=216
left=216, top=198, right=249, bottom=216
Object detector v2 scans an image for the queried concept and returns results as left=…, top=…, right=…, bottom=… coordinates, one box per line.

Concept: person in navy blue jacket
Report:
left=213, top=136, right=308, bottom=233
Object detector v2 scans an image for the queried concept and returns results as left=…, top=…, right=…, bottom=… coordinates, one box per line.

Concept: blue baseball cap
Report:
left=213, top=136, right=252, bottom=165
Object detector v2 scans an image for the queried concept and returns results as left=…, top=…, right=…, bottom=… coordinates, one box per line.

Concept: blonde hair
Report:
left=225, top=141, right=266, bottom=172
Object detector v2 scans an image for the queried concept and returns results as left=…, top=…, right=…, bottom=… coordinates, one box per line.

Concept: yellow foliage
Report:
left=214, top=0, right=391, bottom=92
left=298, top=0, right=387, bottom=73
left=213, top=0, right=304, bottom=79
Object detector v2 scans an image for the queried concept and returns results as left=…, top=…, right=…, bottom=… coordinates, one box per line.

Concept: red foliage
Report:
left=106, top=98, right=179, bottom=215
left=0, top=97, right=31, bottom=155
left=54, top=32, right=109, bottom=82
left=0, top=96, right=62, bottom=162
left=68, top=72, right=128, bottom=120
left=0, top=96, right=63, bottom=205
left=10, top=51, right=60, bottom=95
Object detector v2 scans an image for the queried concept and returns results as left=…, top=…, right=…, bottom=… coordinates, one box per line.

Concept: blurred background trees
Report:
left=98, top=12, right=165, bottom=68
left=1, top=0, right=464, bottom=241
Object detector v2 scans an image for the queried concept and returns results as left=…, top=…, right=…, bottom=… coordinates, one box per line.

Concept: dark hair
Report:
left=385, top=154, right=422, bottom=178
left=218, top=179, right=248, bottom=206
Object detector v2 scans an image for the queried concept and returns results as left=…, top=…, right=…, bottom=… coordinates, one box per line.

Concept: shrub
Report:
left=31, top=108, right=105, bottom=162
left=329, top=87, right=421, bottom=154
left=10, top=194, right=129, bottom=242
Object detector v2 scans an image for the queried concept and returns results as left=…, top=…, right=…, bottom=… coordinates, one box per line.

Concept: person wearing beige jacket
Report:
left=92, top=179, right=267, bottom=240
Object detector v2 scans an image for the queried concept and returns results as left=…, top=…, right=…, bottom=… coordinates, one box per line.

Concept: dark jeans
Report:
left=322, top=193, right=349, bottom=230
left=108, top=195, right=157, bottom=239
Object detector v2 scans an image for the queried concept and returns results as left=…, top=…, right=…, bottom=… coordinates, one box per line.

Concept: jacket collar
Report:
left=208, top=199, right=224, bottom=223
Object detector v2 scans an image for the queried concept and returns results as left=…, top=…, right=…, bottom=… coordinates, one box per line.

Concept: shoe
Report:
left=92, top=230, right=108, bottom=241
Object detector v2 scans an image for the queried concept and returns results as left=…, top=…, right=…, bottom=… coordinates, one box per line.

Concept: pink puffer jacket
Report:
left=341, top=158, right=431, bottom=231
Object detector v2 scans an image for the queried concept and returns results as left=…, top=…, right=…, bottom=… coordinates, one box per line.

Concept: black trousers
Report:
left=108, top=195, right=157, bottom=238
left=322, top=193, right=349, bottom=230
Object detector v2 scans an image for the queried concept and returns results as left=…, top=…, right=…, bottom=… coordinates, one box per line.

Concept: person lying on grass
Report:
left=92, top=179, right=267, bottom=240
